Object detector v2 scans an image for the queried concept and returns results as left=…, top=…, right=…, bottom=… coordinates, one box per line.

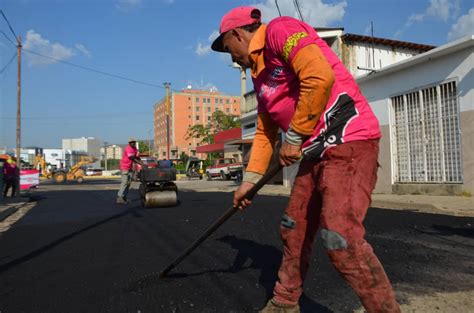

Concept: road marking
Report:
left=0, top=202, right=36, bottom=233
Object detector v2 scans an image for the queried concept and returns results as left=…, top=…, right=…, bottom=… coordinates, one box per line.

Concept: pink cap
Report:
left=211, top=6, right=261, bottom=52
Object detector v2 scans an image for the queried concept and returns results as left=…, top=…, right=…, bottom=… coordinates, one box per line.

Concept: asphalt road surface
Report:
left=0, top=179, right=473, bottom=313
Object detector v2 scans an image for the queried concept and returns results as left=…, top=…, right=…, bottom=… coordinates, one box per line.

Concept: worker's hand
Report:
left=279, top=141, right=302, bottom=166
left=233, top=181, right=254, bottom=210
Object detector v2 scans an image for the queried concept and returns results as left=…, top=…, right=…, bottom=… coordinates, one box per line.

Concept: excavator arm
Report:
left=33, top=154, right=51, bottom=178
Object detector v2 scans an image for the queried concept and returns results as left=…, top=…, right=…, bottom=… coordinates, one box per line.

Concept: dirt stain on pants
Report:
left=273, top=140, right=400, bottom=313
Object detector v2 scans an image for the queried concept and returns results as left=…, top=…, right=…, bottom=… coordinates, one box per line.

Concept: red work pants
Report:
left=273, top=140, right=400, bottom=313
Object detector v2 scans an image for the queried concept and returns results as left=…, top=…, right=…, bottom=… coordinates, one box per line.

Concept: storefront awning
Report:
left=195, top=143, right=225, bottom=153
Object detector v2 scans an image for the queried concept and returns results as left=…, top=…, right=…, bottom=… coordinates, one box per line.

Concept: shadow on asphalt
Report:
left=125, top=234, right=332, bottom=313
left=0, top=206, right=141, bottom=274
left=431, top=224, right=474, bottom=238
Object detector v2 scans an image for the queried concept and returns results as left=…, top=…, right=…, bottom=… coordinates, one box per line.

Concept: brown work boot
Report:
left=260, top=299, right=300, bottom=313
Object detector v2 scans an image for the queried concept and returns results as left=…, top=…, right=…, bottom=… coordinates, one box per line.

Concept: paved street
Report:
left=0, top=179, right=473, bottom=312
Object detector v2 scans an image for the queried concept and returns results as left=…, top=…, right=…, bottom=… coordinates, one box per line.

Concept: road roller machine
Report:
left=139, top=167, right=178, bottom=208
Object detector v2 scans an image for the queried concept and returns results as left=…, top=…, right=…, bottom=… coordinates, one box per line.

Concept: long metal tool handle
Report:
left=159, top=162, right=283, bottom=278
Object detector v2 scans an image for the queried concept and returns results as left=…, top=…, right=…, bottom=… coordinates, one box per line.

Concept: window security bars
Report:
left=391, top=81, right=462, bottom=183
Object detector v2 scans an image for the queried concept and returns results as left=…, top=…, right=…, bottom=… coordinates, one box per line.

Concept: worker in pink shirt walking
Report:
left=117, top=138, right=145, bottom=204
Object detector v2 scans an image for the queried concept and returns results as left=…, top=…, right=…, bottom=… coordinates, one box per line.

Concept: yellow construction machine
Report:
left=33, top=154, right=96, bottom=184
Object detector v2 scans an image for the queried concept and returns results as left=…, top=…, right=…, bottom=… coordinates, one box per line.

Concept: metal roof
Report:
left=341, top=33, right=436, bottom=52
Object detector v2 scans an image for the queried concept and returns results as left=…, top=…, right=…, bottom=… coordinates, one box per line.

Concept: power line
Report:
left=0, top=10, right=18, bottom=41
left=293, top=0, right=304, bottom=22
left=0, top=52, right=16, bottom=74
left=275, top=0, right=282, bottom=17
left=0, top=29, right=16, bottom=47
left=0, top=111, right=153, bottom=120
left=23, top=48, right=167, bottom=90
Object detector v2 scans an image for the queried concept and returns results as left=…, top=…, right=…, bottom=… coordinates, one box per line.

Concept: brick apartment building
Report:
left=153, top=88, right=241, bottom=160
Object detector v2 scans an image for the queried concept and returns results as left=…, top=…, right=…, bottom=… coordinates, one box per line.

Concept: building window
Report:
left=391, top=80, right=462, bottom=184
left=162, top=152, right=166, bottom=156
left=207, top=107, right=211, bottom=112
left=196, top=106, right=199, bottom=111
left=207, top=116, right=211, bottom=121
left=226, top=99, right=230, bottom=104
left=195, top=97, right=199, bottom=102
left=195, top=116, right=199, bottom=121
left=226, top=108, right=230, bottom=113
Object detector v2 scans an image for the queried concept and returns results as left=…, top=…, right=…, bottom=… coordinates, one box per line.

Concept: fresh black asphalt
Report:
left=0, top=180, right=473, bottom=312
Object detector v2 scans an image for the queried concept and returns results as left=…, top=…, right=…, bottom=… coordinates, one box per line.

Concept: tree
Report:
left=185, top=124, right=213, bottom=145
left=138, top=141, right=150, bottom=154
left=185, top=110, right=240, bottom=144
left=211, top=110, right=240, bottom=131
left=179, top=152, right=189, bottom=165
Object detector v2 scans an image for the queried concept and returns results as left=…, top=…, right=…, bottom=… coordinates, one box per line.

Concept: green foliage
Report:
left=138, top=141, right=150, bottom=153
left=101, top=159, right=120, bottom=170
left=211, top=110, right=240, bottom=131
left=185, top=124, right=213, bottom=145
left=179, top=152, right=190, bottom=165
left=174, top=163, right=185, bottom=171
left=185, top=110, right=240, bottom=145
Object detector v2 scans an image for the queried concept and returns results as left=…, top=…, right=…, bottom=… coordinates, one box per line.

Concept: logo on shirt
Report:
left=258, top=67, right=283, bottom=99
left=302, top=93, right=358, bottom=159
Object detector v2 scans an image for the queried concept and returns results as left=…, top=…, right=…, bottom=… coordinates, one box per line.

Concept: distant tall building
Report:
left=154, top=88, right=241, bottom=159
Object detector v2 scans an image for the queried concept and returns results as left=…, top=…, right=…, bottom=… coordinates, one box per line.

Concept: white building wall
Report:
left=43, top=149, right=66, bottom=169
left=62, top=137, right=102, bottom=168
left=358, top=36, right=473, bottom=194
left=348, top=43, right=424, bottom=77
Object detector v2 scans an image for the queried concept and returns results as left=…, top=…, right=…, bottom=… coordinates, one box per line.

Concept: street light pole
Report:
left=103, top=141, right=108, bottom=172
left=164, top=82, right=171, bottom=160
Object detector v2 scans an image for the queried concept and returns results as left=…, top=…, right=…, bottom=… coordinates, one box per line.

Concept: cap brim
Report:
left=211, top=33, right=225, bottom=52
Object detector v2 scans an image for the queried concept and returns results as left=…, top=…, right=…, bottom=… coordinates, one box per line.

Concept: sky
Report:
left=0, top=0, right=473, bottom=149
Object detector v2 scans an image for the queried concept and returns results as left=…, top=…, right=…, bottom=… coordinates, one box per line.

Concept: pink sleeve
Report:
left=266, top=18, right=315, bottom=64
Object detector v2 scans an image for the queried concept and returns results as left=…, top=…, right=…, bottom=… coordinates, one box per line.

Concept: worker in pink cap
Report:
left=212, top=6, right=400, bottom=313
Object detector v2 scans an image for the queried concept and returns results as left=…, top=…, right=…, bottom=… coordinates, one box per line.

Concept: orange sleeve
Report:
left=289, top=44, right=335, bottom=136
left=246, top=113, right=279, bottom=175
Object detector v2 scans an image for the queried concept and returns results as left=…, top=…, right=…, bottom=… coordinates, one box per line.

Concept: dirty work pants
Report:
left=273, top=140, right=400, bottom=313
left=117, top=170, right=132, bottom=199
left=3, top=178, right=17, bottom=197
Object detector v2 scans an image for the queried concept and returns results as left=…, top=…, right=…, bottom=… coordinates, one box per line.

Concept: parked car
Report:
left=206, top=158, right=243, bottom=181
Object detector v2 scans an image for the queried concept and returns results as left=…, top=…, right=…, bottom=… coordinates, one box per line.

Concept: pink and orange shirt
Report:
left=250, top=17, right=381, bottom=165
left=120, top=145, right=139, bottom=171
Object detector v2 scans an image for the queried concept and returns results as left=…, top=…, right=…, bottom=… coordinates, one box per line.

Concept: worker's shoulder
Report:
left=267, top=16, right=305, bottom=32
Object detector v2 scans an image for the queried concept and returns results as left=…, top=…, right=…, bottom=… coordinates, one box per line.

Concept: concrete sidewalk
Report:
left=258, top=184, right=474, bottom=217
left=177, top=181, right=474, bottom=218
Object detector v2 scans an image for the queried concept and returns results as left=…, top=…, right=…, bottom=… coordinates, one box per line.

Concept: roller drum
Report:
left=143, top=191, right=177, bottom=208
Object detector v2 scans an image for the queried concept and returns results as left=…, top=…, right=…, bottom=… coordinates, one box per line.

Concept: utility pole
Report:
left=231, top=62, right=246, bottom=111
left=15, top=36, right=22, bottom=197
left=16, top=36, right=21, bottom=168
left=164, top=82, right=171, bottom=160
left=103, top=141, right=108, bottom=172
